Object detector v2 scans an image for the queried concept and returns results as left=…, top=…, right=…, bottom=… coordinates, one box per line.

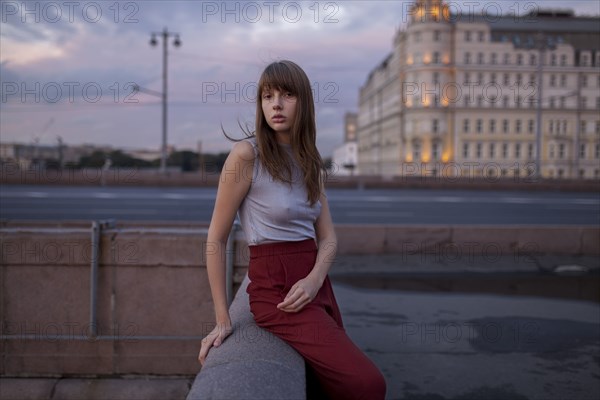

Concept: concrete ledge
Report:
left=186, top=275, right=305, bottom=400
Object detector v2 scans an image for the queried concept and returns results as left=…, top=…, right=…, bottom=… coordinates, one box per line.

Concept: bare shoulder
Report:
left=229, top=140, right=255, bottom=164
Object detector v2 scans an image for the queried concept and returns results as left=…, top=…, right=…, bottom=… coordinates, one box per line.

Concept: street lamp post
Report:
left=150, top=28, right=181, bottom=174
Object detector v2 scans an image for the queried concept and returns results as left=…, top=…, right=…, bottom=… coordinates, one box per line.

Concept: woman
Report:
left=198, top=60, right=386, bottom=399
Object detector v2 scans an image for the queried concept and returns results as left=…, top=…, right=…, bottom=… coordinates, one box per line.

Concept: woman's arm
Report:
left=198, top=140, right=254, bottom=365
left=277, top=189, right=337, bottom=313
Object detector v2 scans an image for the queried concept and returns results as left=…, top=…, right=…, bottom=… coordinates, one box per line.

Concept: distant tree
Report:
left=202, top=152, right=229, bottom=173
left=168, top=150, right=199, bottom=171
left=78, top=150, right=153, bottom=168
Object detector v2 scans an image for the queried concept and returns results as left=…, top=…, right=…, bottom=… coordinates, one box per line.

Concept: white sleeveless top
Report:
left=237, top=137, right=322, bottom=246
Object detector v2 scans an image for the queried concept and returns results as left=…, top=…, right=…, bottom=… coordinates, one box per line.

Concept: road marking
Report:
left=345, top=211, right=414, bottom=217
left=502, top=197, right=536, bottom=204
left=435, top=196, right=462, bottom=203
left=161, top=193, right=188, bottom=200
left=25, top=192, right=49, bottom=198
left=92, top=192, right=118, bottom=199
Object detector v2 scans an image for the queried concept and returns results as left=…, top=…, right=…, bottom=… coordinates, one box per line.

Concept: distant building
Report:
left=123, top=145, right=175, bottom=162
left=357, top=0, right=600, bottom=179
left=332, top=112, right=359, bottom=176
left=0, top=142, right=112, bottom=169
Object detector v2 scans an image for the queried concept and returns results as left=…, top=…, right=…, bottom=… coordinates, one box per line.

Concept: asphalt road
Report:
left=0, top=185, right=598, bottom=225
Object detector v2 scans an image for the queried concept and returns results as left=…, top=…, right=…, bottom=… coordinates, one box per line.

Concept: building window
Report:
left=503, top=73, right=510, bottom=86
left=464, top=95, right=470, bottom=107
left=463, top=72, right=470, bottom=85
left=515, top=143, right=521, bottom=158
left=434, top=52, right=441, bottom=64
left=489, top=143, right=495, bottom=158
left=476, top=143, right=482, bottom=158
left=516, top=96, right=522, bottom=107
left=414, top=31, right=421, bottom=42
left=579, top=169, right=585, bottom=178
left=581, top=97, right=587, bottom=109
left=503, top=96, right=509, bottom=108
left=463, top=119, right=470, bottom=133
left=502, top=143, right=508, bottom=159
left=434, top=30, right=441, bottom=41
left=491, top=73, right=497, bottom=84
left=558, top=169, right=564, bottom=178
left=551, top=53, right=557, bottom=66
left=529, top=74, right=536, bottom=85
left=550, top=120, right=554, bottom=134
left=561, top=54, right=567, bottom=66
left=596, top=121, right=600, bottom=135
left=465, top=31, right=471, bottom=42
left=478, top=52, right=484, bottom=64
left=464, top=52, right=471, bottom=64
left=490, top=119, right=496, bottom=133
left=550, top=75, right=556, bottom=87
left=528, top=119, right=535, bottom=134
left=517, top=54, right=523, bottom=65
left=581, top=54, right=589, bottom=66
left=413, top=141, right=421, bottom=160
left=596, top=97, right=600, bottom=109
left=550, top=97, right=555, bottom=108
left=558, top=143, right=565, bottom=159
left=581, top=120, right=587, bottom=135
left=504, top=53, right=510, bottom=64
left=528, top=143, right=534, bottom=159
left=476, top=119, right=483, bottom=133
left=432, top=142, right=440, bottom=160
left=503, top=119, right=509, bottom=134
left=478, top=31, right=485, bottom=42
left=581, top=75, right=588, bottom=87
left=530, top=54, right=536, bottom=66
left=516, top=120, right=522, bottom=134
left=491, top=53, right=497, bottom=64
left=594, top=143, right=600, bottom=159
left=549, top=144, right=555, bottom=158
left=432, top=119, right=439, bottom=133
left=463, top=143, right=469, bottom=158
left=560, top=96, right=566, bottom=108
left=562, top=120, right=567, bottom=133
left=477, top=95, right=484, bottom=107
left=580, top=143, right=586, bottom=158
left=517, top=73, right=523, bottom=85
left=560, top=74, right=567, bottom=87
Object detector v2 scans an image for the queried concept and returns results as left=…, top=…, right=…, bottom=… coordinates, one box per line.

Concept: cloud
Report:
left=1, top=0, right=597, bottom=157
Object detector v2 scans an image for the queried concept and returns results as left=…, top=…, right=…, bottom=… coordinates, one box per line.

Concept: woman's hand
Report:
left=277, top=275, right=322, bottom=313
left=198, top=321, right=233, bottom=366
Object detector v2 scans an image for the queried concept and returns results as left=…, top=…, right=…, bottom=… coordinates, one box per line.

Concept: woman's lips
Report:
left=272, top=116, right=286, bottom=122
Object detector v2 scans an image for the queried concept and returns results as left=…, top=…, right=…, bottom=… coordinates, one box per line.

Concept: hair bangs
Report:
left=258, top=62, right=300, bottom=97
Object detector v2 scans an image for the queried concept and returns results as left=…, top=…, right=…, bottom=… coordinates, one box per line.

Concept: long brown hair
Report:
left=228, top=60, right=324, bottom=205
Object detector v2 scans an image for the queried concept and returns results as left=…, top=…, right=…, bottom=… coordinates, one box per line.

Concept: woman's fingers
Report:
left=278, top=287, right=310, bottom=312
left=198, top=325, right=233, bottom=365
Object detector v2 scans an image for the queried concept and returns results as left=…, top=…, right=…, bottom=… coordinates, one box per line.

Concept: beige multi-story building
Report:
left=357, top=0, right=600, bottom=179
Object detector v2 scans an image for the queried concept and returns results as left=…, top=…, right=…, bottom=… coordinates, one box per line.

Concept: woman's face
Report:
left=261, top=88, right=297, bottom=140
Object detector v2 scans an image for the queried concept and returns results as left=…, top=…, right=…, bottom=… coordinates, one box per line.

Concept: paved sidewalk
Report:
left=2, top=254, right=598, bottom=400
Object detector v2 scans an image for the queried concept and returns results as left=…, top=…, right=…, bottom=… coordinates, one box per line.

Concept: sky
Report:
left=1, top=0, right=599, bottom=157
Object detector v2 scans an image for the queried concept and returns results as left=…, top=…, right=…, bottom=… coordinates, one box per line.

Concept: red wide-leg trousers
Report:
left=246, top=239, right=387, bottom=400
